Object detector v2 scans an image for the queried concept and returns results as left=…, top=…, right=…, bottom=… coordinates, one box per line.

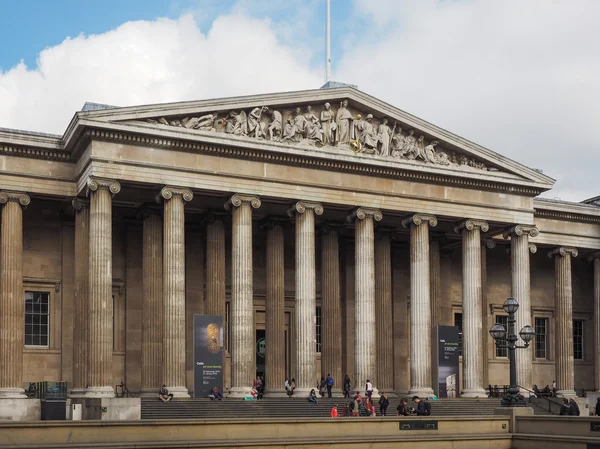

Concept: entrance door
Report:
left=254, top=310, right=292, bottom=382
left=256, top=328, right=266, bottom=378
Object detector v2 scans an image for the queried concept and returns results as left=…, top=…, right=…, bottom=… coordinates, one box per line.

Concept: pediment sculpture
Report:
left=146, top=100, right=493, bottom=171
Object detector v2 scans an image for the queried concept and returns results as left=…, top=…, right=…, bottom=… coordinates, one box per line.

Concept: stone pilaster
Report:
left=454, top=219, right=487, bottom=398
left=321, top=225, right=342, bottom=391
left=505, top=225, right=539, bottom=393
left=263, top=220, right=286, bottom=393
left=71, top=199, right=89, bottom=397
left=402, top=213, right=436, bottom=397
left=590, top=252, right=600, bottom=392
left=289, top=201, right=323, bottom=392
left=206, top=216, right=226, bottom=320
left=549, top=246, right=578, bottom=397
left=0, top=192, right=30, bottom=398
left=349, top=207, right=382, bottom=396
left=159, top=186, right=193, bottom=398
left=375, top=232, right=393, bottom=392
left=85, top=178, right=120, bottom=398
left=140, top=208, right=163, bottom=395
left=225, top=194, right=261, bottom=397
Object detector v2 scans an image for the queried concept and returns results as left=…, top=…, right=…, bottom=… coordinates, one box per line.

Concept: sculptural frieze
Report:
left=144, top=99, right=492, bottom=171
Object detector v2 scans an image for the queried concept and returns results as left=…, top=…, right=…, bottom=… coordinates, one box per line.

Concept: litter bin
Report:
left=71, top=404, right=82, bottom=421
left=41, top=400, right=67, bottom=420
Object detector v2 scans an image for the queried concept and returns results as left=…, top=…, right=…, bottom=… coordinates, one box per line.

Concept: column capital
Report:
left=588, top=251, right=600, bottom=262
left=224, top=193, right=261, bottom=211
left=158, top=186, right=193, bottom=203
left=72, top=198, right=89, bottom=212
left=454, top=218, right=489, bottom=234
left=0, top=191, right=31, bottom=208
left=86, top=177, right=121, bottom=197
left=347, top=207, right=383, bottom=223
left=287, top=201, right=324, bottom=218
left=548, top=246, right=578, bottom=258
left=529, top=243, right=538, bottom=254
left=483, top=238, right=496, bottom=249
left=503, top=224, right=539, bottom=240
left=401, top=213, right=437, bottom=229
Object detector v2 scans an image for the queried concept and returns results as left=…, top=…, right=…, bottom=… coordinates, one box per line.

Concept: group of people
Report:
left=560, top=398, right=581, bottom=416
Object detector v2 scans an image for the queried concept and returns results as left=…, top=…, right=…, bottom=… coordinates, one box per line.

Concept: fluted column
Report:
left=349, top=207, right=382, bottom=396
left=430, top=240, right=441, bottom=329
left=481, top=239, right=496, bottom=388
left=140, top=208, right=163, bottom=395
left=549, top=246, right=578, bottom=397
left=505, top=225, right=539, bottom=393
left=160, top=186, right=193, bottom=397
left=375, top=232, right=393, bottom=392
left=206, top=216, right=226, bottom=320
left=402, top=213, right=436, bottom=397
left=85, top=178, right=120, bottom=398
left=0, top=192, right=30, bottom=398
left=289, top=201, right=323, bottom=392
left=264, top=220, right=285, bottom=393
left=590, top=252, right=600, bottom=392
left=321, top=224, right=342, bottom=391
left=226, top=194, right=261, bottom=397
left=454, top=219, right=487, bottom=398
left=71, top=199, right=90, bottom=397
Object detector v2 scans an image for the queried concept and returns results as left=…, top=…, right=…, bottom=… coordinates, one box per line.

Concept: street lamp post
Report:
left=489, top=297, right=535, bottom=407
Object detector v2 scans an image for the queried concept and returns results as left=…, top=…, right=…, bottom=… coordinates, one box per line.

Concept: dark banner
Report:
left=193, top=315, right=224, bottom=399
left=434, top=325, right=460, bottom=398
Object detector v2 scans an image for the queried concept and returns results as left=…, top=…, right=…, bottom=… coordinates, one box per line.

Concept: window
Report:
left=25, top=291, right=49, bottom=347
left=534, top=318, right=548, bottom=359
left=225, top=302, right=230, bottom=353
left=495, top=315, right=508, bottom=358
left=573, top=320, right=584, bottom=360
left=454, top=313, right=463, bottom=356
left=316, top=306, right=322, bottom=353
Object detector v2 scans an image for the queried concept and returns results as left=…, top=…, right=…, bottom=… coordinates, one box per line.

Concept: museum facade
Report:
left=0, top=86, right=599, bottom=402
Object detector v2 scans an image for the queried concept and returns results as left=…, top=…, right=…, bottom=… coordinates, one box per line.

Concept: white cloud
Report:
left=337, top=0, right=600, bottom=201
left=0, top=13, right=321, bottom=135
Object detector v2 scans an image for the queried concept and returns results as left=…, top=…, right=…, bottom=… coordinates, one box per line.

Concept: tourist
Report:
left=343, top=375, right=351, bottom=398
left=158, top=385, right=173, bottom=403
left=284, top=378, right=291, bottom=396
left=412, top=396, right=427, bottom=416
left=379, top=392, right=390, bottom=416
left=354, top=391, right=362, bottom=404
left=397, top=398, right=410, bottom=416
left=364, top=398, right=376, bottom=416
left=256, top=376, right=264, bottom=401
left=596, top=398, right=600, bottom=416
left=319, top=376, right=327, bottom=397
left=351, top=398, right=359, bottom=416
left=569, top=398, right=580, bottom=416
left=308, top=388, right=318, bottom=404
left=552, top=380, right=557, bottom=397
left=326, top=373, right=334, bottom=398
left=291, top=378, right=296, bottom=395
left=559, top=398, right=570, bottom=415
left=330, top=404, right=339, bottom=417
left=365, top=379, right=373, bottom=401
left=208, top=386, right=223, bottom=400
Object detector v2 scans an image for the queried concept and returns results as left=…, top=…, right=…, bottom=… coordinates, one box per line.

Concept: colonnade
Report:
left=0, top=180, right=592, bottom=398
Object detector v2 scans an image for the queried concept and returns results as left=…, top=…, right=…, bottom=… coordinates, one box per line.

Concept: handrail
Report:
left=516, top=385, right=562, bottom=413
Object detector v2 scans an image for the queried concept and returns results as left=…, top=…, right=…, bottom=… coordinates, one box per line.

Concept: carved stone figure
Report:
left=423, top=140, right=439, bottom=164
left=414, top=135, right=426, bottom=160
left=304, top=105, right=323, bottom=144
left=293, top=107, right=307, bottom=142
left=248, top=107, right=267, bottom=139
left=182, top=114, right=217, bottom=131
left=226, top=111, right=247, bottom=135
left=268, top=110, right=283, bottom=141
left=335, top=99, right=354, bottom=145
left=378, top=118, right=392, bottom=157
left=320, top=102, right=337, bottom=145
left=404, top=130, right=418, bottom=159
left=391, top=127, right=406, bottom=157
left=282, top=112, right=296, bottom=141
left=355, top=114, right=378, bottom=153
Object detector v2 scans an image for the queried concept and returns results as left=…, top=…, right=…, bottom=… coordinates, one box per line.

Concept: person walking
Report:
left=559, top=398, right=570, bottom=415
left=343, top=375, right=351, bottom=399
left=569, top=398, right=580, bottom=416
left=365, top=379, right=373, bottom=401
left=319, top=376, right=327, bottom=397
left=326, top=373, right=334, bottom=398
left=379, top=392, right=390, bottom=416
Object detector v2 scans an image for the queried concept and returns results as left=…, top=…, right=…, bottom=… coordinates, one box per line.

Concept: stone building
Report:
left=0, top=87, right=598, bottom=409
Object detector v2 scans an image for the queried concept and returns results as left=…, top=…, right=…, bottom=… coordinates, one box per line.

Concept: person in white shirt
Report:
left=365, top=379, right=373, bottom=401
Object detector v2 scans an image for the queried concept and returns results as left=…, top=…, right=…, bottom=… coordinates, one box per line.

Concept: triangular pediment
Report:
left=75, top=87, right=555, bottom=191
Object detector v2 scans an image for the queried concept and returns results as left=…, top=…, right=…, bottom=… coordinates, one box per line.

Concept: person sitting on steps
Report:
left=308, top=388, right=318, bottom=404
left=208, top=386, right=223, bottom=400
left=159, top=385, right=174, bottom=403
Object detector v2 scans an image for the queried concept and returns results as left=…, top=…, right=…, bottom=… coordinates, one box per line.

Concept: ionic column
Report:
left=375, top=231, right=393, bottom=392
left=160, top=186, right=193, bottom=397
left=454, top=219, right=487, bottom=398
left=86, top=178, right=120, bottom=398
left=481, top=238, right=496, bottom=388
left=430, top=239, right=441, bottom=329
left=349, top=207, right=382, bottom=395
left=505, top=225, right=539, bottom=393
left=0, top=192, right=30, bottom=398
left=590, top=252, right=600, bottom=392
left=263, top=220, right=285, bottom=394
left=140, top=208, right=163, bottom=395
left=225, top=194, right=261, bottom=397
left=549, top=246, right=578, bottom=397
left=206, top=216, right=226, bottom=319
left=71, top=199, right=89, bottom=397
left=289, top=201, right=323, bottom=392
left=402, top=213, right=436, bottom=397
left=321, top=224, right=342, bottom=391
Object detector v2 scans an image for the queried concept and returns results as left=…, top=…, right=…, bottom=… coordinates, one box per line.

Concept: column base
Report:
left=462, top=388, right=487, bottom=398
left=140, top=388, right=162, bottom=398
left=0, top=388, right=27, bottom=399
left=0, top=399, right=40, bottom=421
left=69, top=388, right=87, bottom=399
left=556, top=389, right=577, bottom=398
left=84, top=386, right=115, bottom=398
left=408, top=388, right=434, bottom=398
left=166, top=386, right=189, bottom=398
left=264, top=388, right=289, bottom=397
left=80, top=398, right=141, bottom=420
left=228, top=387, right=253, bottom=398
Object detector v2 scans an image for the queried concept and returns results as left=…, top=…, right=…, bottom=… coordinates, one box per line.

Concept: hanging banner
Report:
left=193, top=315, right=224, bottom=398
left=434, top=325, right=461, bottom=398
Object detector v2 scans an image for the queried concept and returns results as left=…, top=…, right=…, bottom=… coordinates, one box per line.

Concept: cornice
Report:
left=0, top=143, right=72, bottom=162
left=534, top=209, right=600, bottom=224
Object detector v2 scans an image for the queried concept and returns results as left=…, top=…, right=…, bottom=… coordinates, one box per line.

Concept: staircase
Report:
left=141, top=397, right=505, bottom=420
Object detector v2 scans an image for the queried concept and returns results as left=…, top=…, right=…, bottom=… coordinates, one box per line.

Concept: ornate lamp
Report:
left=503, top=297, right=519, bottom=314
left=489, top=323, right=507, bottom=341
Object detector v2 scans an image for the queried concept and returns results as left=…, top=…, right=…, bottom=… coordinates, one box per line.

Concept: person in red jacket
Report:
left=330, top=405, right=339, bottom=417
